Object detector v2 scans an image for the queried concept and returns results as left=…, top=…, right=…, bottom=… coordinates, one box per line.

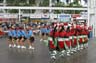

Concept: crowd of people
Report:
left=42, top=22, right=89, bottom=59
left=0, top=21, right=90, bottom=60
left=7, top=25, right=35, bottom=49
left=6, top=22, right=50, bottom=49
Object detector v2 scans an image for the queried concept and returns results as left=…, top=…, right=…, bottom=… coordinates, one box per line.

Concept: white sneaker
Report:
left=61, top=50, right=65, bottom=54
left=51, top=56, right=56, bottom=59
left=17, top=45, right=21, bottom=48
left=13, top=44, right=16, bottom=48
left=28, top=46, right=32, bottom=49
left=9, top=44, right=12, bottom=48
left=67, top=53, right=70, bottom=56
left=21, top=46, right=26, bottom=49
left=71, top=51, right=74, bottom=54
left=32, top=47, right=35, bottom=50
left=53, top=50, right=57, bottom=55
left=80, top=45, right=84, bottom=49
left=40, top=39, right=43, bottom=42
left=60, top=54, right=64, bottom=57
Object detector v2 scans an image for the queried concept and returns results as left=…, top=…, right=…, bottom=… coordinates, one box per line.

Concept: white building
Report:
left=88, top=0, right=96, bottom=37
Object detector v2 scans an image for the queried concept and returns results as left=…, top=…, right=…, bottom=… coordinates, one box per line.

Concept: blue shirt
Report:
left=12, top=30, right=17, bottom=37
left=8, top=30, right=12, bottom=36
left=27, top=30, right=33, bottom=38
left=40, top=28, right=46, bottom=33
left=17, top=30, right=22, bottom=37
left=46, top=29, right=50, bottom=33
left=20, top=30, right=27, bottom=38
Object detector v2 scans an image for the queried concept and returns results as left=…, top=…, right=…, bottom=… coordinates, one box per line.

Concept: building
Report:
left=88, top=0, right=96, bottom=37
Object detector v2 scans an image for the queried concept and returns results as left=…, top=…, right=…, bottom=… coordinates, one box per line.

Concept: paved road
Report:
left=0, top=37, right=95, bottom=63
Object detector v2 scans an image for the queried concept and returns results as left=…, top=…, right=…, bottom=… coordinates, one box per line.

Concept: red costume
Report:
left=58, top=30, right=66, bottom=49
left=49, top=30, right=59, bottom=49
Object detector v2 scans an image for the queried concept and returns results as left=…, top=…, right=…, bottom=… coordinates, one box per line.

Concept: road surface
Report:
left=0, top=36, right=95, bottom=63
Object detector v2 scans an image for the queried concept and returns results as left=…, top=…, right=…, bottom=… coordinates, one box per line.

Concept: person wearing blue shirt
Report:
left=8, top=27, right=13, bottom=48
left=40, top=28, right=44, bottom=35
left=46, top=28, right=50, bottom=36
left=16, top=28, right=22, bottom=48
left=27, top=27, right=35, bottom=49
left=8, top=30, right=12, bottom=38
left=11, top=29, right=17, bottom=40
left=27, top=30, right=33, bottom=38
left=19, top=28, right=27, bottom=49
left=40, top=26, right=47, bottom=41
left=11, top=27, right=17, bottom=48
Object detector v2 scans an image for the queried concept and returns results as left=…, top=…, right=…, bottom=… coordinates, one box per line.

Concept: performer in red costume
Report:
left=49, top=24, right=59, bottom=59
left=69, top=24, right=75, bottom=53
left=73, top=24, right=81, bottom=51
left=81, top=25, right=89, bottom=48
left=64, top=26, right=71, bottom=56
left=58, top=24, right=66, bottom=57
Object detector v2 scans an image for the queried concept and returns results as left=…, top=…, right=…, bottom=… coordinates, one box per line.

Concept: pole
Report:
left=19, top=9, right=21, bottom=22
left=3, top=0, right=6, bottom=6
left=49, top=0, right=52, bottom=13
left=87, top=0, right=90, bottom=27
left=49, top=0, right=52, bottom=23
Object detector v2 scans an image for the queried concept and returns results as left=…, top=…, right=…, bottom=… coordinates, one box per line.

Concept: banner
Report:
left=50, top=14, right=58, bottom=19
left=41, top=14, right=49, bottom=19
left=30, top=14, right=41, bottom=18
left=58, top=14, right=71, bottom=22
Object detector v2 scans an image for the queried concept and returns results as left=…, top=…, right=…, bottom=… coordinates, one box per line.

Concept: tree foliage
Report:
left=6, top=0, right=36, bottom=6
left=39, top=0, right=49, bottom=6
left=7, top=9, right=18, bottom=13
left=53, top=2, right=65, bottom=7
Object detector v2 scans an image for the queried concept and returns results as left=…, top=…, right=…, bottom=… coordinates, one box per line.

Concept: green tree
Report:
left=39, top=0, right=49, bottom=6
left=7, top=9, right=18, bottom=13
left=67, top=0, right=82, bottom=7
left=53, top=2, right=65, bottom=7
left=6, top=0, right=36, bottom=6
left=21, top=10, right=36, bottom=13
left=29, top=0, right=36, bottom=6
left=64, top=0, right=82, bottom=14
left=0, top=0, right=3, bottom=3
left=54, top=10, right=63, bottom=14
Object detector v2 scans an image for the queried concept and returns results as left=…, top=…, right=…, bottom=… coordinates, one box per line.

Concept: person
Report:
left=49, top=25, right=59, bottom=59
left=19, top=27, right=27, bottom=49
left=65, top=26, right=71, bottom=56
left=27, top=26, right=35, bottom=49
left=11, top=26, right=17, bottom=48
left=69, top=25, right=76, bottom=53
left=81, top=25, right=89, bottom=49
left=16, top=27, right=22, bottom=48
left=40, top=24, right=47, bottom=41
left=58, top=24, right=66, bottom=57
left=8, top=27, right=13, bottom=48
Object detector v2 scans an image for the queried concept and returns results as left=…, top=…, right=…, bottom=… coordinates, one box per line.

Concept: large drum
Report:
left=48, top=37, right=57, bottom=49
left=73, top=36, right=77, bottom=46
left=58, top=38, right=65, bottom=49
left=83, top=35, right=88, bottom=43
left=65, top=38, right=71, bottom=48
left=78, top=36, right=83, bottom=44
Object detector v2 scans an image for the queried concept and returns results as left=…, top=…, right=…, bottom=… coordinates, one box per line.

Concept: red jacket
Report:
left=59, top=31, right=66, bottom=37
left=50, top=30, right=59, bottom=38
